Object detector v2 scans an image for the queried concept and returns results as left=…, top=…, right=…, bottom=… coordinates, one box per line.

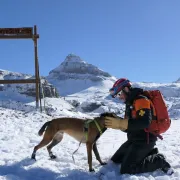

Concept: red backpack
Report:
left=143, top=90, right=171, bottom=140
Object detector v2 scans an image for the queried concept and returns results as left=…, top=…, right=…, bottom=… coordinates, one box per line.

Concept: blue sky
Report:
left=0, top=0, right=180, bottom=83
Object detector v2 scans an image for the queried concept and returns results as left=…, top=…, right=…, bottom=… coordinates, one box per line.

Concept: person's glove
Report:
left=104, top=117, right=128, bottom=131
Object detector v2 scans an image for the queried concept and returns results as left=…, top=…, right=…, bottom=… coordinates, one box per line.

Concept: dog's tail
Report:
left=38, top=121, right=51, bottom=136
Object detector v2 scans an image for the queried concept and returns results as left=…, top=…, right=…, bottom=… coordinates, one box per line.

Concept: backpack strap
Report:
left=143, top=96, right=164, bottom=140
left=133, top=95, right=162, bottom=143
left=149, top=100, right=157, bottom=120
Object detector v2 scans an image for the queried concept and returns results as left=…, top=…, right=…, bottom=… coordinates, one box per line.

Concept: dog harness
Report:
left=72, top=119, right=106, bottom=163
left=84, top=119, right=106, bottom=142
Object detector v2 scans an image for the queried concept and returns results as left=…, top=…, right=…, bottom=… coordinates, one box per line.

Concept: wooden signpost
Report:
left=0, top=25, right=41, bottom=109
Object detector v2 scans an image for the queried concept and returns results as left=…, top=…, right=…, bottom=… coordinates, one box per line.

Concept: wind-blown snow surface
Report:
left=0, top=97, right=180, bottom=180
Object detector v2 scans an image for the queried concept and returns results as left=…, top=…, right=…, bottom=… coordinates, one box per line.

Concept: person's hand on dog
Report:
left=104, top=117, right=128, bottom=131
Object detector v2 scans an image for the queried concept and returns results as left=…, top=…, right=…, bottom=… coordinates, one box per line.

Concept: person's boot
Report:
left=158, top=154, right=174, bottom=175
left=161, top=160, right=174, bottom=175
left=162, top=162, right=174, bottom=175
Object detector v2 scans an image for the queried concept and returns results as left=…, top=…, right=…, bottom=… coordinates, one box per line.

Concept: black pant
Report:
left=111, top=140, right=168, bottom=174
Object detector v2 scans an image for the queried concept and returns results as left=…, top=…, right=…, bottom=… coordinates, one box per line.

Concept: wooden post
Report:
left=33, top=25, right=40, bottom=109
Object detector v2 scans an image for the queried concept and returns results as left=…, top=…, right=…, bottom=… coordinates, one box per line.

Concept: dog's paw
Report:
left=89, top=168, right=95, bottom=172
left=31, top=153, right=36, bottom=161
left=50, top=154, right=57, bottom=159
left=100, top=162, right=107, bottom=165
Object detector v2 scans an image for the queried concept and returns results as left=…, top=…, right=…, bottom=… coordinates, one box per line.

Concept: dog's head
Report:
left=93, top=112, right=114, bottom=125
left=94, top=112, right=119, bottom=128
left=100, top=112, right=118, bottom=118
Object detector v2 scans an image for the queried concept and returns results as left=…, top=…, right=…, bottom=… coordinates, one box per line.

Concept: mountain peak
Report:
left=46, top=54, right=114, bottom=95
left=175, top=78, right=180, bottom=83
left=48, top=54, right=111, bottom=78
left=63, top=54, right=86, bottom=64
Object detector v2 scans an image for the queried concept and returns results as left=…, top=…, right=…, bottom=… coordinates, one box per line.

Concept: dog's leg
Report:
left=47, top=139, right=59, bottom=159
left=93, top=142, right=107, bottom=165
left=86, top=142, right=94, bottom=172
left=47, top=132, right=64, bottom=159
left=31, top=130, right=54, bottom=160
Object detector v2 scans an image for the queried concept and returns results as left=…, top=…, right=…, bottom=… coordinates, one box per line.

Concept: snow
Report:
left=1, top=55, right=180, bottom=179
left=0, top=95, right=180, bottom=179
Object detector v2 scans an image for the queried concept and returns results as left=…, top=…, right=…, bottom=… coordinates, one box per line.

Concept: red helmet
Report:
left=109, top=78, right=132, bottom=98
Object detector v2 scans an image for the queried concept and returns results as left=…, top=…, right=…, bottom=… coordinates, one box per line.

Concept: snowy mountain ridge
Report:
left=0, top=69, right=58, bottom=102
left=0, top=69, right=32, bottom=80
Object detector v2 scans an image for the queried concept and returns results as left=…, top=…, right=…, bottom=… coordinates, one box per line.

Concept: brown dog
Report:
left=31, top=112, right=118, bottom=171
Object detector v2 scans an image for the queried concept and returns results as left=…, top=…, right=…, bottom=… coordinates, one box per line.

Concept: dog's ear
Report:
left=100, top=112, right=117, bottom=118
left=100, top=112, right=109, bottom=117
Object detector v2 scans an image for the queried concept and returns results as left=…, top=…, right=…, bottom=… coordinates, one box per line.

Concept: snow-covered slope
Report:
left=62, top=81, right=180, bottom=120
left=0, top=98, right=180, bottom=180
